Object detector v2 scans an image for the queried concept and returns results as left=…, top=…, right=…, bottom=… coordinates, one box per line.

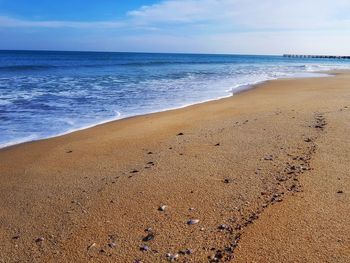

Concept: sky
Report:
left=1, top=0, right=350, bottom=55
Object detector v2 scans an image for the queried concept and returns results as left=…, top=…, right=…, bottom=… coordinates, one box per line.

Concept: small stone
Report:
left=337, top=190, right=344, bottom=194
left=166, top=253, right=179, bottom=261
left=145, top=227, right=153, bottom=232
left=108, top=242, right=117, bottom=248
left=140, top=245, right=150, bottom=252
left=158, top=205, right=167, bottom=212
left=66, top=150, right=73, bottom=153
left=264, top=155, right=273, bottom=161
left=179, top=248, right=194, bottom=255
left=143, top=233, right=155, bottom=242
left=187, top=219, right=199, bottom=225
left=147, top=152, right=153, bottom=155
left=218, top=224, right=229, bottom=230
left=177, top=132, right=184, bottom=136
left=130, top=170, right=139, bottom=174
left=223, top=179, right=230, bottom=184
left=35, top=237, right=44, bottom=243
left=215, top=143, right=220, bottom=146
left=12, top=235, right=20, bottom=240
left=189, top=207, right=195, bottom=211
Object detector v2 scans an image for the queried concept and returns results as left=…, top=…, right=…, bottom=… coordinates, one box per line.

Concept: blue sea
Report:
left=1, top=50, right=350, bottom=148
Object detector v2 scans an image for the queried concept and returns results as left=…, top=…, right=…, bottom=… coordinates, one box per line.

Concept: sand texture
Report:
left=0, top=71, right=349, bottom=262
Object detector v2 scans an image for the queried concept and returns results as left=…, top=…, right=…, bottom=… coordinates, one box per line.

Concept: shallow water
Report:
left=1, top=50, right=349, bottom=147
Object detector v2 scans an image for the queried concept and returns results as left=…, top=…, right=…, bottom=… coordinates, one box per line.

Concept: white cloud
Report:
left=128, top=0, right=350, bottom=30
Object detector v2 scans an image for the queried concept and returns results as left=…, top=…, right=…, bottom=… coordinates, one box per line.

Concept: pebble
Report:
left=143, top=233, right=155, bottom=242
left=130, top=170, right=139, bottom=173
left=108, top=242, right=117, bottom=248
left=218, top=224, right=229, bottom=230
left=337, top=190, right=344, bottom=194
left=264, top=155, right=273, bottom=161
left=166, top=253, right=179, bottom=261
left=187, top=219, right=199, bottom=225
left=158, top=205, right=167, bottom=212
left=35, top=237, right=44, bottom=243
left=179, top=248, right=194, bottom=255
left=177, top=132, right=184, bottom=136
left=223, top=178, right=231, bottom=184
left=140, top=245, right=150, bottom=252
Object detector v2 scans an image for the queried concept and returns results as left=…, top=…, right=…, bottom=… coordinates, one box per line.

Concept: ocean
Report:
left=1, top=50, right=350, bottom=148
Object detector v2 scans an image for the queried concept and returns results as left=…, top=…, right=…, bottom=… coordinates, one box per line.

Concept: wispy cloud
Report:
left=1, top=0, right=350, bottom=31
left=127, top=0, right=350, bottom=30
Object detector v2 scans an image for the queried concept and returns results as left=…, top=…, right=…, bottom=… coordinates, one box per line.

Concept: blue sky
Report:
left=1, top=0, right=350, bottom=55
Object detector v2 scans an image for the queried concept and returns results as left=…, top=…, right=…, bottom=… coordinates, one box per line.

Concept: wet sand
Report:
left=1, top=71, right=350, bottom=262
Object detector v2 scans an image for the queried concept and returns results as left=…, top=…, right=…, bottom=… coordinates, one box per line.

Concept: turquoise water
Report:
left=1, top=50, right=349, bottom=148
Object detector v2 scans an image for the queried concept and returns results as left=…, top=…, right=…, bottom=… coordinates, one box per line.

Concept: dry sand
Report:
left=0, top=71, right=349, bottom=262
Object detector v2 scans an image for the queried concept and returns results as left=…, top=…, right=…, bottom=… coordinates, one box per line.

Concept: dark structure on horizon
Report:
left=284, top=54, right=350, bottom=59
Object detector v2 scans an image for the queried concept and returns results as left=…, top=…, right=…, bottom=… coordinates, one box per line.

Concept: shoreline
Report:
left=1, top=71, right=349, bottom=262
left=0, top=70, right=333, bottom=150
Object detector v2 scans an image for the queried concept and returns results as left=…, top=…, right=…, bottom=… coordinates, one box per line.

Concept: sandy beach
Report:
left=1, top=71, right=350, bottom=262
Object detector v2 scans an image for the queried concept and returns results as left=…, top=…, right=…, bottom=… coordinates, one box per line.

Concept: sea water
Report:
left=1, top=50, right=349, bottom=148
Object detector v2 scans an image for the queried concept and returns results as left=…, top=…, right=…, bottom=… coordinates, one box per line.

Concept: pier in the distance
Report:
left=283, top=54, right=350, bottom=59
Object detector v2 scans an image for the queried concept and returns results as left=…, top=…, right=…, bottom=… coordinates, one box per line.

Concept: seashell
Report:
left=166, top=253, right=179, bottom=261
left=87, top=242, right=96, bottom=250
left=158, top=205, right=167, bottom=211
left=187, top=219, right=199, bottom=225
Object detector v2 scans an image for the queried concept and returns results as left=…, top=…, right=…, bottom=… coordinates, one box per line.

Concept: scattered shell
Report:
left=166, top=253, right=179, bottom=261
left=264, top=155, right=273, bottom=161
left=187, top=219, right=199, bottom=225
left=87, top=242, right=96, bottom=250
left=145, top=227, right=153, bottom=232
left=140, top=245, right=150, bottom=252
left=179, top=249, right=194, bottom=255
left=189, top=207, right=195, bottom=211
left=218, top=224, right=229, bottom=230
left=158, top=205, right=167, bottom=212
left=35, top=237, right=44, bottom=243
left=108, top=242, right=117, bottom=248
